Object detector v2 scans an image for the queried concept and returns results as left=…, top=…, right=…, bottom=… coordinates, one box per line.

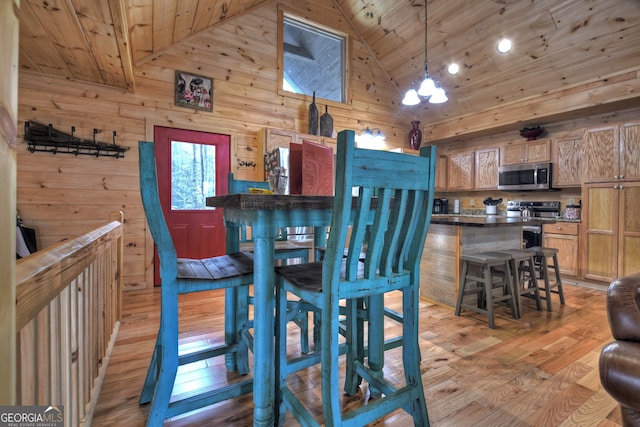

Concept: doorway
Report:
left=153, top=126, right=230, bottom=285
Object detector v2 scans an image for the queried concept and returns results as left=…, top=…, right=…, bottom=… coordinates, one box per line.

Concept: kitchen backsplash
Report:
left=434, top=189, right=581, bottom=218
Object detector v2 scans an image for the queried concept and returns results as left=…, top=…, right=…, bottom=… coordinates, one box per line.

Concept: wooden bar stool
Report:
left=526, top=246, right=566, bottom=311
left=455, top=251, right=519, bottom=329
left=495, top=249, right=542, bottom=317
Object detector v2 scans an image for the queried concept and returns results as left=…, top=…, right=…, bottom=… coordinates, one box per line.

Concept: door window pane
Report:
left=171, top=140, right=216, bottom=210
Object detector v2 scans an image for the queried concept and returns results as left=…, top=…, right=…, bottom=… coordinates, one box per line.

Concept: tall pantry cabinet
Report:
left=582, top=123, right=640, bottom=282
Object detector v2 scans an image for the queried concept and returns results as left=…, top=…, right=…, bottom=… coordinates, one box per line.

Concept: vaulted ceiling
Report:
left=17, top=0, right=640, bottom=139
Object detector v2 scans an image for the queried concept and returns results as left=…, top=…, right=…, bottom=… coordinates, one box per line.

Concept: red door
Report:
left=153, top=126, right=230, bottom=285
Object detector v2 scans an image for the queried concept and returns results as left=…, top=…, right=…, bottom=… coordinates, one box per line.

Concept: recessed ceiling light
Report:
left=447, top=63, right=460, bottom=75
left=497, top=38, right=512, bottom=53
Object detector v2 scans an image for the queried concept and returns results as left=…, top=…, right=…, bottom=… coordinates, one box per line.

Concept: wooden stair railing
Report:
left=15, top=212, right=124, bottom=427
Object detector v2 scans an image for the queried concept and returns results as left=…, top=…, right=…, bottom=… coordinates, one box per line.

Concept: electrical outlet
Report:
left=469, top=199, right=475, bottom=207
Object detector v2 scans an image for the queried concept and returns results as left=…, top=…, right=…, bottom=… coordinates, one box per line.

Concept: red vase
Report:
left=408, top=121, right=422, bottom=150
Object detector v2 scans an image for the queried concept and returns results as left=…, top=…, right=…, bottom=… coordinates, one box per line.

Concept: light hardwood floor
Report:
left=92, top=282, right=622, bottom=426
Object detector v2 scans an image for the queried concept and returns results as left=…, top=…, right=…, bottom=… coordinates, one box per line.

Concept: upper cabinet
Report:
left=475, top=147, right=499, bottom=190
left=447, top=149, right=475, bottom=190
left=551, top=135, right=582, bottom=187
left=583, top=125, right=618, bottom=183
left=583, top=123, right=640, bottom=183
left=620, top=122, right=640, bottom=181
left=501, top=139, right=550, bottom=165
left=435, top=153, right=448, bottom=191
left=390, top=148, right=448, bottom=192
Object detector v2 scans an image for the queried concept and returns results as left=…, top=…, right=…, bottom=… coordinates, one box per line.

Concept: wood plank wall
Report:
left=16, top=0, right=413, bottom=290
left=1, top=0, right=19, bottom=406
left=15, top=0, right=640, bottom=291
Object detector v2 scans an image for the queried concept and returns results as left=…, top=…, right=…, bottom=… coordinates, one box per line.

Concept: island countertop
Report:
left=420, top=216, right=555, bottom=307
left=430, top=214, right=556, bottom=227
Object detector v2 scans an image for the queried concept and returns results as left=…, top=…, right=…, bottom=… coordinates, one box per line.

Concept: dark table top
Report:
left=430, top=215, right=556, bottom=227
left=207, top=193, right=333, bottom=210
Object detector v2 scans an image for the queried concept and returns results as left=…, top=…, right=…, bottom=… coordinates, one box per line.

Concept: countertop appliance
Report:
left=498, top=162, right=553, bottom=191
left=565, top=201, right=581, bottom=220
left=507, top=200, right=560, bottom=248
left=506, top=200, right=560, bottom=218
left=433, top=198, right=448, bottom=214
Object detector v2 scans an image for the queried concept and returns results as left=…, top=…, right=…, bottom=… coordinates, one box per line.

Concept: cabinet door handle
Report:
left=614, top=185, right=619, bottom=189
left=620, top=185, right=625, bottom=189
left=620, top=175, right=625, bottom=179
left=614, top=175, right=619, bottom=179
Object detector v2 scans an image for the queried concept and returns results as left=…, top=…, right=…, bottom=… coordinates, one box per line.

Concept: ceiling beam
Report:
left=426, top=68, right=640, bottom=143
left=136, top=0, right=275, bottom=67
left=109, top=0, right=135, bottom=92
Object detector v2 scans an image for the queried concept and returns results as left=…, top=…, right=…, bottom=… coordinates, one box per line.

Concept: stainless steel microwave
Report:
left=497, top=162, right=552, bottom=191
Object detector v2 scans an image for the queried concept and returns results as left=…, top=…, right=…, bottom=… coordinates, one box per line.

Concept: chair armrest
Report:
left=607, top=273, right=640, bottom=342
left=599, top=340, right=640, bottom=413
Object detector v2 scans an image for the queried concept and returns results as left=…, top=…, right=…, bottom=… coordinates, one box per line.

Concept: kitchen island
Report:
left=421, top=215, right=555, bottom=307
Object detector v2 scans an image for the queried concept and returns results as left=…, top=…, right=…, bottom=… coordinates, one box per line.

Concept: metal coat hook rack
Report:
left=24, top=121, right=129, bottom=158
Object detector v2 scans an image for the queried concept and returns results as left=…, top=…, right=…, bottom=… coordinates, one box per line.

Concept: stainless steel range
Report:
left=507, top=200, right=560, bottom=248
left=506, top=200, right=560, bottom=218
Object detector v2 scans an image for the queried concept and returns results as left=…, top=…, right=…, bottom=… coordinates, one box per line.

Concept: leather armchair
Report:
left=600, top=273, right=640, bottom=427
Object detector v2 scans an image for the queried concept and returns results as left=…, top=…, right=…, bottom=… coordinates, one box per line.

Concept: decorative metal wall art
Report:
left=24, top=121, right=128, bottom=158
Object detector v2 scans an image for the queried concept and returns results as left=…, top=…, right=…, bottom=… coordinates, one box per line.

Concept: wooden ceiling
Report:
left=17, top=0, right=640, bottom=136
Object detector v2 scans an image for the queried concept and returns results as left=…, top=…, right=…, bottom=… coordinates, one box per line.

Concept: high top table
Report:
left=206, top=193, right=333, bottom=427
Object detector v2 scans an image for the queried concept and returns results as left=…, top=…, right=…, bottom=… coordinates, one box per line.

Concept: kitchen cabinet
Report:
left=620, top=122, right=640, bottom=181
left=551, top=135, right=582, bottom=187
left=543, top=222, right=580, bottom=276
left=390, top=148, right=447, bottom=191
left=582, top=181, right=640, bottom=282
left=501, top=138, right=550, bottom=165
left=582, top=123, right=640, bottom=183
left=435, top=154, right=448, bottom=191
left=447, top=149, right=474, bottom=190
left=583, top=125, right=618, bottom=183
left=474, top=147, right=499, bottom=189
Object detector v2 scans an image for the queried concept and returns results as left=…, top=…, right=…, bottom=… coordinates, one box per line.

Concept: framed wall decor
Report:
left=175, top=70, right=213, bottom=111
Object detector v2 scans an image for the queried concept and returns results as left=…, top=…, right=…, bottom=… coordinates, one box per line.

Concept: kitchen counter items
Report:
left=483, top=197, right=502, bottom=215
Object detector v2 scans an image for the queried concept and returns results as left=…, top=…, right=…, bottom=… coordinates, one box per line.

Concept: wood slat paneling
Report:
left=23, top=0, right=103, bottom=83
left=16, top=0, right=640, bottom=293
left=17, top=3, right=73, bottom=78
left=15, top=0, right=640, bottom=137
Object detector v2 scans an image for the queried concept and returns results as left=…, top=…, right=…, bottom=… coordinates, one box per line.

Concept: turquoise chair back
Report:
left=323, top=130, right=436, bottom=293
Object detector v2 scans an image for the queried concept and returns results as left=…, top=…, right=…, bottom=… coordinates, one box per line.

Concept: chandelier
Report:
left=402, top=1, right=447, bottom=105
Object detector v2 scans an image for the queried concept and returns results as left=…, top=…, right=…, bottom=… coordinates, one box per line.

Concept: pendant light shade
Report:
left=402, top=0, right=448, bottom=105
left=402, top=88, right=421, bottom=106
left=417, top=77, right=436, bottom=97
left=429, top=87, right=448, bottom=104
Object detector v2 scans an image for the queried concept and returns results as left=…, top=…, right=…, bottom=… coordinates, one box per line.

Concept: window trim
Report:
left=277, top=5, right=352, bottom=108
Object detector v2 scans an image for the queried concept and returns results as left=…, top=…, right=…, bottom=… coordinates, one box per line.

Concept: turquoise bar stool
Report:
left=137, top=142, right=255, bottom=426
left=274, top=130, right=435, bottom=426
left=227, top=173, right=311, bottom=264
